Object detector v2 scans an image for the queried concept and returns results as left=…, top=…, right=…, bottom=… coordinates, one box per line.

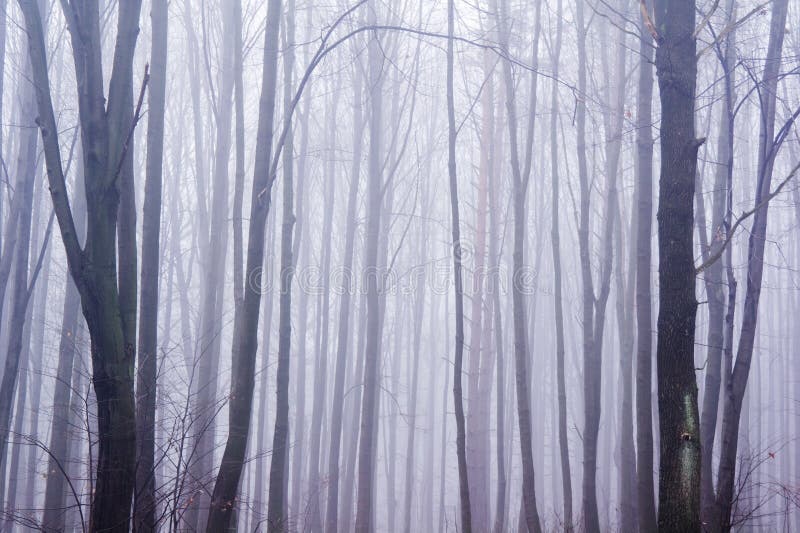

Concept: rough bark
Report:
left=653, top=0, right=702, bottom=528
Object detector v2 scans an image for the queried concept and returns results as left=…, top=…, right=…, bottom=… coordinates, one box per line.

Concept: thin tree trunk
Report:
left=444, top=1, right=472, bottom=530
left=714, top=0, right=790, bottom=529
left=253, top=203, right=277, bottom=525
left=699, top=1, right=736, bottom=523
left=353, top=4, right=387, bottom=530
left=205, top=0, right=282, bottom=530
left=498, top=0, right=541, bottom=527
left=635, top=2, right=657, bottom=530
left=0, top=47, right=41, bottom=508
left=42, top=159, right=87, bottom=532
left=23, top=209, right=52, bottom=516
left=307, top=89, right=338, bottom=532
left=325, top=53, right=364, bottom=533
left=134, top=0, right=168, bottom=529
left=189, top=1, right=236, bottom=526
left=549, top=0, right=572, bottom=526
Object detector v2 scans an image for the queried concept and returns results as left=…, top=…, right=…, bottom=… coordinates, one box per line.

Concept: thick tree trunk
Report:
left=23, top=0, right=147, bottom=528
left=653, top=0, right=702, bottom=528
left=134, top=1, right=168, bottom=529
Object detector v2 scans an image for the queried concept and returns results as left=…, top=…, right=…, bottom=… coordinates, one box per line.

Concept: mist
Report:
left=0, top=0, right=798, bottom=531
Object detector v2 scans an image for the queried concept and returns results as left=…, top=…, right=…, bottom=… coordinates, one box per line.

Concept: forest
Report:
left=0, top=0, right=797, bottom=531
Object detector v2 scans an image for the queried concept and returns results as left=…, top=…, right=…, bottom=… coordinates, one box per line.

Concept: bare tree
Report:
left=206, top=0, right=282, bottom=529
left=134, top=0, right=169, bottom=529
left=714, top=0, right=791, bottom=529
left=19, top=1, right=145, bottom=529
left=652, top=0, right=702, bottom=527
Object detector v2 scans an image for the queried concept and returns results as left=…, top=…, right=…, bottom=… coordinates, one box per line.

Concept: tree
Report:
left=19, top=1, right=145, bottom=529
left=206, top=0, right=282, bottom=529
left=652, top=0, right=702, bottom=528
left=713, top=0, right=791, bottom=529
left=548, top=0, right=572, bottom=527
left=635, top=1, right=657, bottom=530
left=354, top=4, right=386, bottom=530
left=325, top=45, right=365, bottom=533
left=497, top=0, right=542, bottom=527
left=445, top=0, right=472, bottom=530
left=134, top=0, right=169, bottom=529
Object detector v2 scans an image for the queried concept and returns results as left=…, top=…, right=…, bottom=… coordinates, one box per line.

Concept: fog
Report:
left=0, top=0, right=798, bottom=531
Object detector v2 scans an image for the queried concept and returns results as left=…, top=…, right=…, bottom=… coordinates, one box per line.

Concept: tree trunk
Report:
left=444, top=1, right=472, bottom=530
left=354, top=5, right=386, bottom=529
left=134, top=0, right=168, bottom=529
left=188, top=1, right=236, bottom=526
left=653, top=0, right=702, bottom=527
left=549, top=0, right=572, bottom=526
left=713, top=0, right=790, bottom=529
left=325, top=52, right=364, bottom=533
left=0, top=46, right=39, bottom=499
left=699, top=1, right=736, bottom=524
left=635, top=2, right=657, bottom=530
left=42, top=158, right=87, bottom=532
left=205, top=0, right=282, bottom=529
left=307, top=89, right=338, bottom=533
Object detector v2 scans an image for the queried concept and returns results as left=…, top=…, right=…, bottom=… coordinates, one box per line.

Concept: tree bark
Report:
left=653, top=0, right=702, bottom=528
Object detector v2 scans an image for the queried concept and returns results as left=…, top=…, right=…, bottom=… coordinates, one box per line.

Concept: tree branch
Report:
left=696, top=160, right=800, bottom=274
